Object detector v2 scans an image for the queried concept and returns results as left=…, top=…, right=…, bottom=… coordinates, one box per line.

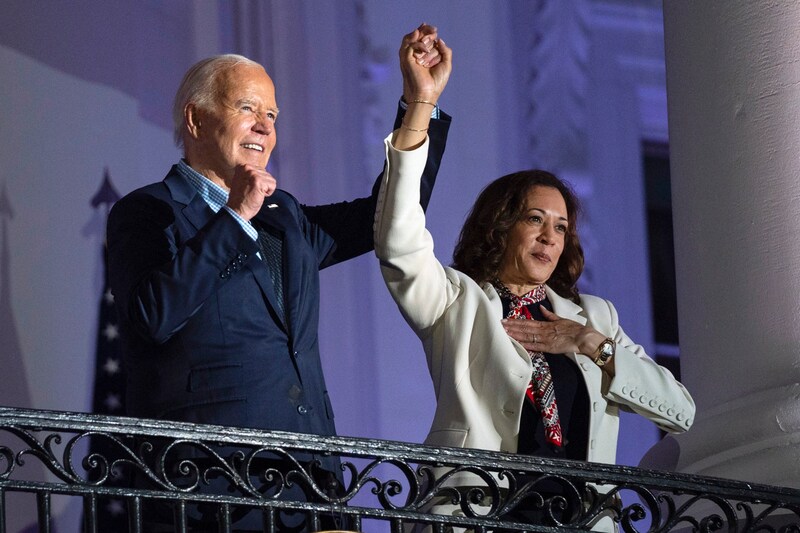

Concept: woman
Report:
left=380, top=27, right=694, bottom=531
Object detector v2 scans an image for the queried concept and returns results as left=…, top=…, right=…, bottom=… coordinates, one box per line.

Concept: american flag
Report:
left=87, top=169, right=128, bottom=529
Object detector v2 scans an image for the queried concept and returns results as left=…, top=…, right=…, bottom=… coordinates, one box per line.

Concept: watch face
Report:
left=599, top=339, right=615, bottom=358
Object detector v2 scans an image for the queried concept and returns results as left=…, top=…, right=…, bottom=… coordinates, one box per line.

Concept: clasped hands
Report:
left=227, top=24, right=450, bottom=222
left=400, top=23, right=451, bottom=105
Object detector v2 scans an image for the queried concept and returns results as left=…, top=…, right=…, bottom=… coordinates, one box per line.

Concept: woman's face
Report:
left=498, top=185, right=568, bottom=293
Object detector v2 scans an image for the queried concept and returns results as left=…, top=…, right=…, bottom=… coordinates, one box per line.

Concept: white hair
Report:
left=172, top=54, right=262, bottom=148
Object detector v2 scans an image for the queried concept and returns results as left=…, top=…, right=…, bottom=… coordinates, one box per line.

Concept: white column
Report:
left=641, top=2, right=800, bottom=488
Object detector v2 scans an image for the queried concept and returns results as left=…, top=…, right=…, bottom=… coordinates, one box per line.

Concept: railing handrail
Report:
left=2, top=405, right=800, bottom=532
left=1, top=406, right=796, bottom=500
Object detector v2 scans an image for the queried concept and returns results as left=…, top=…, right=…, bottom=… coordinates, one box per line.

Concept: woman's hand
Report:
left=502, top=307, right=609, bottom=361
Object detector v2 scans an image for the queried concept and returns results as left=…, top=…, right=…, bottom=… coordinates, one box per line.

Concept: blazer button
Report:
left=297, top=405, right=308, bottom=415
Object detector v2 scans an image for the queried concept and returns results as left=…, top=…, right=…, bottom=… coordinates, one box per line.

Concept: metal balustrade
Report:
left=1, top=406, right=799, bottom=532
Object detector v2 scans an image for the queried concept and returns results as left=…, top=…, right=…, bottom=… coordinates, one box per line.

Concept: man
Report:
left=106, top=26, right=449, bottom=530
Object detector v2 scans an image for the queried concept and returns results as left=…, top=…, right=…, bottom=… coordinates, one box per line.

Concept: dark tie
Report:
left=257, top=229, right=285, bottom=319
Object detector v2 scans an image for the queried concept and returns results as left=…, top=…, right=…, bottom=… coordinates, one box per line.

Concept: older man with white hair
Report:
left=107, top=24, right=451, bottom=531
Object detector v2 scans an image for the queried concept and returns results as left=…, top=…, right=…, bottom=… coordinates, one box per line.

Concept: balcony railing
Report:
left=1, top=406, right=799, bottom=532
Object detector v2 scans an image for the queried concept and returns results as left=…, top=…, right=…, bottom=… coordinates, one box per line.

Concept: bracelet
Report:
left=401, top=121, right=428, bottom=132
left=410, top=99, right=436, bottom=107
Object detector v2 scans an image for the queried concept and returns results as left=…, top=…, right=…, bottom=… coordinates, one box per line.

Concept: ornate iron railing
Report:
left=1, top=406, right=799, bottom=533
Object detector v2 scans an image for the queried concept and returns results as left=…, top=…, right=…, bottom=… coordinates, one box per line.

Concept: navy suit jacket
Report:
left=107, top=108, right=451, bottom=445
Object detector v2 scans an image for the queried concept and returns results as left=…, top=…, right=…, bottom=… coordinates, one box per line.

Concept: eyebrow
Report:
left=236, top=98, right=280, bottom=115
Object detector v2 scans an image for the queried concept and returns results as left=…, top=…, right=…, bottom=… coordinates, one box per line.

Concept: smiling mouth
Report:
left=241, top=143, right=264, bottom=152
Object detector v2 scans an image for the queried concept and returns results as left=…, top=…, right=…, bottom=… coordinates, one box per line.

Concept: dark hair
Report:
left=452, top=170, right=584, bottom=303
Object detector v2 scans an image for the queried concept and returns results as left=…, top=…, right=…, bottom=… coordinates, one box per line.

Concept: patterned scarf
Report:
left=494, top=280, right=563, bottom=448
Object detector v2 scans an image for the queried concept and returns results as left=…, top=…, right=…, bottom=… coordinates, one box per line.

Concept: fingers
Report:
left=502, top=317, right=563, bottom=352
left=435, top=38, right=452, bottom=66
left=241, top=164, right=277, bottom=196
left=227, top=165, right=277, bottom=220
left=413, top=23, right=439, bottom=64
left=502, top=318, right=541, bottom=349
left=417, top=23, right=438, bottom=40
left=416, top=46, right=440, bottom=67
left=401, top=23, right=439, bottom=62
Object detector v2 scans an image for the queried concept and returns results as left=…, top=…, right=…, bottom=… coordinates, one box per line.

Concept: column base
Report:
left=639, top=385, right=800, bottom=489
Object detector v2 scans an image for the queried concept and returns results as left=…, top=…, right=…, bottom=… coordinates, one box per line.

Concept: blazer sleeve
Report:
left=589, top=296, right=696, bottom=434
left=374, top=133, right=461, bottom=337
left=302, top=103, right=451, bottom=269
left=107, top=191, right=260, bottom=345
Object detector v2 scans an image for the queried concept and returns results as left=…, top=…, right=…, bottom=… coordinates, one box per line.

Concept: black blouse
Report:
left=500, top=297, right=590, bottom=460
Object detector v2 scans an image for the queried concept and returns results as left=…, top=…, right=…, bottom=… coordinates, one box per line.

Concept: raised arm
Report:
left=303, top=25, right=452, bottom=269
left=374, top=26, right=458, bottom=335
left=393, top=25, right=452, bottom=152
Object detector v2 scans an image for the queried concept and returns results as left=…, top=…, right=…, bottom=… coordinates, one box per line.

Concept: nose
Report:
left=252, top=112, right=273, bottom=135
left=537, top=224, right=556, bottom=244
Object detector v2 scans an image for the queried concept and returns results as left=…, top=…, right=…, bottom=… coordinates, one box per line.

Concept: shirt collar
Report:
left=176, top=159, right=229, bottom=213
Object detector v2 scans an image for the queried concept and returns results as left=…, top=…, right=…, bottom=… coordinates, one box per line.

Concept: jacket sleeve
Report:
left=302, top=104, right=451, bottom=269
left=107, top=192, right=260, bottom=345
left=594, top=297, right=696, bottom=434
left=374, top=133, right=461, bottom=337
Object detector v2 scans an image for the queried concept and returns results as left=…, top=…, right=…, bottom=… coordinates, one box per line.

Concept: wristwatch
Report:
left=594, top=338, right=615, bottom=367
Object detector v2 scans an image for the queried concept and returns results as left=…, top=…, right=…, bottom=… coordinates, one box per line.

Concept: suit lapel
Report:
left=483, top=283, right=531, bottom=365
left=546, top=286, right=586, bottom=326
left=546, top=286, right=587, bottom=362
left=164, top=169, right=217, bottom=232
left=164, top=168, right=290, bottom=331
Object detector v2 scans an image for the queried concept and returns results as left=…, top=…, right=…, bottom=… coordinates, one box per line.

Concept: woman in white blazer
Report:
left=378, top=29, right=694, bottom=531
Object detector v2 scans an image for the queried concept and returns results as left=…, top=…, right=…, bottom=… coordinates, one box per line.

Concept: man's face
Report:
left=190, top=63, right=278, bottom=186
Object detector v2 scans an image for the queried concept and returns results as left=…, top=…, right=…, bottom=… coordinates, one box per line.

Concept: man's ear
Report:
left=185, top=104, right=202, bottom=140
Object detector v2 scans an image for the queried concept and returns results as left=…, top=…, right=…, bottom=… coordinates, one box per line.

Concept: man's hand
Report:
left=226, top=164, right=277, bottom=220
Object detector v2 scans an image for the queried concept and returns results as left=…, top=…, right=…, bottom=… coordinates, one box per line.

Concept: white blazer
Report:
left=374, top=134, right=695, bottom=466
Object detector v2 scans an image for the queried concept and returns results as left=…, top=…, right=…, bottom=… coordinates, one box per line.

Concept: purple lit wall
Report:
left=0, top=1, right=670, bottom=530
